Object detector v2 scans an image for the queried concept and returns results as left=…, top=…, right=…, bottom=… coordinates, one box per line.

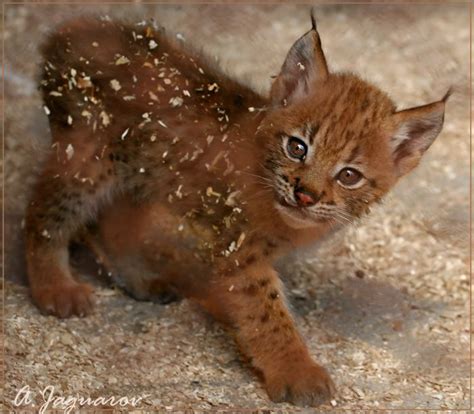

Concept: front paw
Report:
left=31, top=281, right=95, bottom=318
left=265, top=360, right=336, bottom=407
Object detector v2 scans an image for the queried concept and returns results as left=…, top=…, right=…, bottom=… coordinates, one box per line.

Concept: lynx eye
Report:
left=286, top=137, right=307, bottom=160
left=337, top=167, right=363, bottom=187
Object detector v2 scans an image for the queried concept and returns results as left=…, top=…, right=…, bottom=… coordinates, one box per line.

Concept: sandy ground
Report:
left=3, top=3, right=470, bottom=411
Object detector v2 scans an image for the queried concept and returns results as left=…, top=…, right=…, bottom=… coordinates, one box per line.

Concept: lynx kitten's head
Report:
left=258, top=14, right=449, bottom=229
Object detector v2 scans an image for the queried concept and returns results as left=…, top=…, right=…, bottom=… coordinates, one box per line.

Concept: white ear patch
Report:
left=390, top=123, right=411, bottom=151
left=391, top=112, right=444, bottom=154
left=390, top=100, right=446, bottom=176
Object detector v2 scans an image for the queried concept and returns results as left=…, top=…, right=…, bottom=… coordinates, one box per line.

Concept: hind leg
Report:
left=79, top=222, right=179, bottom=305
left=89, top=196, right=189, bottom=305
left=117, top=270, right=180, bottom=305
left=25, top=136, right=115, bottom=317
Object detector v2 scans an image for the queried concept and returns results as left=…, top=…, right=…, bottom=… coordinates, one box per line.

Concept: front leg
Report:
left=199, top=263, right=335, bottom=406
left=25, top=144, right=115, bottom=318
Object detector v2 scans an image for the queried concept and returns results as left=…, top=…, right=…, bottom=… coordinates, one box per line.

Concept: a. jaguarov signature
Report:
left=13, top=385, right=150, bottom=413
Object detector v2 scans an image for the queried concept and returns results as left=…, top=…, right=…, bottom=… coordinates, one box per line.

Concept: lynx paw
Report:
left=265, top=361, right=336, bottom=407
left=32, top=281, right=95, bottom=318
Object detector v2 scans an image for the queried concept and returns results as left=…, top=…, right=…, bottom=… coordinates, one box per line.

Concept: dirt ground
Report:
left=2, top=3, right=470, bottom=411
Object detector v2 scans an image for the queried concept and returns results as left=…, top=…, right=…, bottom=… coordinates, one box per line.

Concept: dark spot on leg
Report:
left=243, top=284, right=258, bottom=296
left=282, top=322, right=292, bottom=332
left=245, top=255, right=257, bottom=265
left=269, top=291, right=279, bottom=300
left=258, top=278, right=269, bottom=288
left=260, top=312, right=269, bottom=323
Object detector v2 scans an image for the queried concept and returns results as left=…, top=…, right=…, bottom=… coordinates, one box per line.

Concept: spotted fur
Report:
left=25, top=14, right=448, bottom=407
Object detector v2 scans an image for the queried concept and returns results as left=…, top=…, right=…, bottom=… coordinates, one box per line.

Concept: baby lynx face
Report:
left=259, top=17, right=448, bottom=229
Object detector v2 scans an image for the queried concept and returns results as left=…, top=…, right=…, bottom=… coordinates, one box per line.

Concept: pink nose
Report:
left=295, top=190, right=317, bottom=207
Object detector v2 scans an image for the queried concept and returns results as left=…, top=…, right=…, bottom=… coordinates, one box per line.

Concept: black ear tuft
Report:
left=310, top=8, right=317, bottom=31
left=442, top=86, right=453, bottom=103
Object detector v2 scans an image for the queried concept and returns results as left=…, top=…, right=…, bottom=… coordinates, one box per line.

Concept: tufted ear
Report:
left=270, top=11, right=329, bottom=106
left=390, top=90, right=451, bottom=176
